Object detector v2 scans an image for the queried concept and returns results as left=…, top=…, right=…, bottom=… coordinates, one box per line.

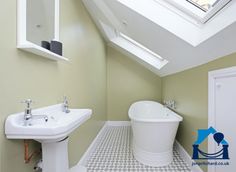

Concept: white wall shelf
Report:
left=18, top=42, right=68, bottom=61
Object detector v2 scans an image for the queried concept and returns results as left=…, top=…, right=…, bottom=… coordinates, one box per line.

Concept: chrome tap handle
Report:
left=62, top=96, right=70, bottom=113
left=163, top=100, right=177, bottom=109
left=63, top=96, right=68, bottom=103
left=21, top=99, right=34, bottom=108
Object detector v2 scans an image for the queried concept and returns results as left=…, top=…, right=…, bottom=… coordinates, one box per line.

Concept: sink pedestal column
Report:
left=41, top=137, right=69, bottom=172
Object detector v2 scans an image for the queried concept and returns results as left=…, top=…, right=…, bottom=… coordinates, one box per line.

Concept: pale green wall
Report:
left=107, top=47, right=162, bottom=121
left=162, top=53, right=236, bottom=172
left=0, top=0, right=107, bottom=172
left=1, top=0, right=236, bottom=171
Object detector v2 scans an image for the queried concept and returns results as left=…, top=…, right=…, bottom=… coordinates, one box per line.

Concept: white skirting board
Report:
left=106, top=120, right=131, bottom=126
left=70, top=165, right=87, bottom=172
left=77, top=122, right=109, bottom=166
left=73, top=121, right=202, bottom=172
left=70, top=122, right=109, bottom=171
left=175, top=141, right=203, bottom=172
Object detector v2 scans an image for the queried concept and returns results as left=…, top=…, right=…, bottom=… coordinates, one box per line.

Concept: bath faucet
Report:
left=163, top=100, right=176, bottom=109
left=62, top=96, right=70, bottom=113
left=21, top=99, right=48, bottom=126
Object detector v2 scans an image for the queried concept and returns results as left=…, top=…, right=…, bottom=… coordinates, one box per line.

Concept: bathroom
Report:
left=1, top=0, right=236, bottom=172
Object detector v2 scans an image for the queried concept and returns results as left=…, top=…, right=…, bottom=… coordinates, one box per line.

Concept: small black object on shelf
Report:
left=50, top=40, right=63, bottom=56
left=41, top=41, right=50, bottom=50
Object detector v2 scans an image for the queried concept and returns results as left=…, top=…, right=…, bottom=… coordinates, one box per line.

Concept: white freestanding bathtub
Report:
left=128, top=101, right=183, bottom=167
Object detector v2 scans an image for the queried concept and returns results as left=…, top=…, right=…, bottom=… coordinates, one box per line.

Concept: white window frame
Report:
left=160, top=0, right=231, bottom=23
left=119, top=33, right=165, bottom=61
left=98, top=21, right=169, bottom=70
left=187, top=0, right=220, bottom=12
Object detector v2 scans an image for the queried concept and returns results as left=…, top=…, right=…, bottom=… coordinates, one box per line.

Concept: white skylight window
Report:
left=98, top=20, right=168, bottom=71
left=110, top=33, right=168, bottom=70
left=161, top=0, right=231, bottom=23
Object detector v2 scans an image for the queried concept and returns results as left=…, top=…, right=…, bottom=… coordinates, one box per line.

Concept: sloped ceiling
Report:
left=82, top=0, right=236, bottom=76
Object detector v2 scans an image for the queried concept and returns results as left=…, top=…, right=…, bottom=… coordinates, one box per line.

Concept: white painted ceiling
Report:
left=82, top=0, right=236, bottom=76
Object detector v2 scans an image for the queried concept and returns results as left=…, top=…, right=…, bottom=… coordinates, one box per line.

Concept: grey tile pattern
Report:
left=86, top=126, right=190, bottom=172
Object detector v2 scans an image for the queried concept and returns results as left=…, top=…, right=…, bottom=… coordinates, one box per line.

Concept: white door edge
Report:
left=208, top=66, right=236, bottom=172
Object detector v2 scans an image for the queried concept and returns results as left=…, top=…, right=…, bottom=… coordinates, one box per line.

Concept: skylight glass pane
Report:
left=187, top=0, right=220, bottom=12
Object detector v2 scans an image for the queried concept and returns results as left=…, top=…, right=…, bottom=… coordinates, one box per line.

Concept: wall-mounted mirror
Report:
left=26, top=0, right=55, bottom=46
left=17, top=0, right=68, bottom=61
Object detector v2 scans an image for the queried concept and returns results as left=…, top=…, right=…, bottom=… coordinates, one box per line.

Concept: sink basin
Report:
left=5, top=103, right=92, bottom=172
left=5, top=104, right=92, bottom=142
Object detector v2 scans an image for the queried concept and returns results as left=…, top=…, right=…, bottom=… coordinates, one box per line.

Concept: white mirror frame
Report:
left=17, top=0, right=68, bottom=61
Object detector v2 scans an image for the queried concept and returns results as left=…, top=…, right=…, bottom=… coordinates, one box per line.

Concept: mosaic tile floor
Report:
left=86, top=126, right=190, bottom=172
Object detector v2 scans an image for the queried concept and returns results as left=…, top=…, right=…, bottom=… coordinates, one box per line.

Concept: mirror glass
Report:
left=26, top=0, right=55, bottom=46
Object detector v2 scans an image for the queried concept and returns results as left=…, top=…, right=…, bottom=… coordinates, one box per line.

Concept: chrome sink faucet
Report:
left=21, top=99, right=33, bottom=126
left=21, top=99, right=48, bottom=126
left=62, top=96, right=70, bottom=113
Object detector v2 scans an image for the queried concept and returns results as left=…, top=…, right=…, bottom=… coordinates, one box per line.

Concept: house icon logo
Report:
left=192, top=127, right=229, bottom=160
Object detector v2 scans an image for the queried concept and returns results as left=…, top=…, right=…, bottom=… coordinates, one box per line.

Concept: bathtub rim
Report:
left=128, top=100, right=183, bottom=123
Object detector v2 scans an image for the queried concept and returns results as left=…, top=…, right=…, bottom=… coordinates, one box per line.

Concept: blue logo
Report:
left=192, top=127, right=229, bottom=160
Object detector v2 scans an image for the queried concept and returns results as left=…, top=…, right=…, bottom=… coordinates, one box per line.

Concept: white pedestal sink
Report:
left=5, top=104, right=92, bottom=172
